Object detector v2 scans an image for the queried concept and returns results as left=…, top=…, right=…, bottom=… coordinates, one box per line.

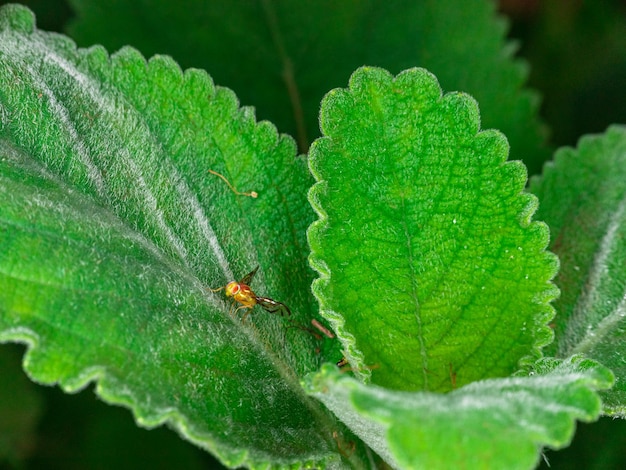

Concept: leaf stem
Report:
left=261, top=0, right=309, bottom=152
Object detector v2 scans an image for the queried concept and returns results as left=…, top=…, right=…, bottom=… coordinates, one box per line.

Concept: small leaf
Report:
left=0, top=5, right=349, bottom=467
left=308, top=66, right=558, bottom=392
left=530, top=125, right=626, bottom=416
left=303, top=356, right=614, bottom=470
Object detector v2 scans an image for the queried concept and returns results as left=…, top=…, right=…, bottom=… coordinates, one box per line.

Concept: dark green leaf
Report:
left=0, top=5, right=350, bottom=467
left=0, top=345, right=43, bottom=467
left=67, top=0, right=548, bottom=170
left=530, top=125, right=626, bottom=416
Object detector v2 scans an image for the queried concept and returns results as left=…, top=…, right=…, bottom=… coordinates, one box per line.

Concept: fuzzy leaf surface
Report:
left=67, top=0, right=548, bottom=170
left=304, top=356, right=614, bottom=470
left=0, top=5, right=348, bottom=468
left=530, top=125, right=626, bottom=416
left=308, top=66, right=558, bottom=392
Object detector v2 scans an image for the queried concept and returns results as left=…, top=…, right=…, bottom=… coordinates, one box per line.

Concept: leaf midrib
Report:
left=565, top=196, right=626, bottom=357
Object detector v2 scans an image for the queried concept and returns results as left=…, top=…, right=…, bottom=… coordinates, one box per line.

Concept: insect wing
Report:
left=256, top=296, right=291, bottom=317
left=239, top=265, right=259, bottom=286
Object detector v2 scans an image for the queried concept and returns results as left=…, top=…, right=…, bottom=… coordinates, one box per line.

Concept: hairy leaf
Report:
left=0, top=5, right=350, bottom=468
left=304, top=356, right=614, bottom=470
left=530, top=125, right=626, bottom=416
left=308, top=66, right=558, bottom=392
left=67, top=0, right=548, bottom=171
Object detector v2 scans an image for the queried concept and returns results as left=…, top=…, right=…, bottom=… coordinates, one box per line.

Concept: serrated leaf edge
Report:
left=0, top=5, right=344, bottom=468
left=307, top=65, right=561, bottom=386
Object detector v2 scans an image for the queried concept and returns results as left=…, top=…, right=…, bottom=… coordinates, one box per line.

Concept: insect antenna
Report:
left=209, top=169, right=258, bottom=198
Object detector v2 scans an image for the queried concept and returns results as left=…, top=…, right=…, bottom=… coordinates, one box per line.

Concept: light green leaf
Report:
left=308, top=66, right=559, bottom=392
left=67, top=0, right=548, bottom=170
left=303, top=356, right=614, bottom=470
left=530, top=125, right=626, bottom=416
left=0, top=5, right=350, bottom=468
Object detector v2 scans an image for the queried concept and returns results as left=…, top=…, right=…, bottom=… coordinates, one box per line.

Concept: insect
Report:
left=210, top=266, right=291, bottom=321
left=208, top=169, right=258, bottom=198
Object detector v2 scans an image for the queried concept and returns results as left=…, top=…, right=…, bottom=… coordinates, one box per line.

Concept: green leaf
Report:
left=530, top=125, right=626, bottom=416
left=308, top=66, right=559, bottom=392
left=0, top=5, right=350, bottom=467
left=1, top=342, right=215, bottom=468
left=67, top=0, right=548, bottom=171
left=303, top=356, right=614, bottom=470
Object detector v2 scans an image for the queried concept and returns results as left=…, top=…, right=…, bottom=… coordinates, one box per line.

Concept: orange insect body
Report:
left=212, top=266, right=291, bottom=321
left=224, top=281, right=257, bottom=309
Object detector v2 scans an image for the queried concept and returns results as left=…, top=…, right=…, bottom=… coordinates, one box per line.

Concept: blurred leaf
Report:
left=0, top=347, right=219, bottom=470
left=538, top=416, right=626, bottom=470
left=0, top=5, right=351, bottom=467
left=67, top=0, right=548, bottom=171
left=523, top=0, right=626, bottom=147
left=307, top=66, right=558, bottom=391
left=0, top=344, right=42, bottom=468
left=304, top=356, right=613, bottom=470
left=530, top=125, right=626, bottom=416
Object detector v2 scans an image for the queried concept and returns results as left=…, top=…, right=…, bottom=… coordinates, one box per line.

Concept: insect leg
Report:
left=311, top=319, right=334, bottom=338
left=234, top=305, right=254, bottom=323
left=256, top=297, right=291, bottom=316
